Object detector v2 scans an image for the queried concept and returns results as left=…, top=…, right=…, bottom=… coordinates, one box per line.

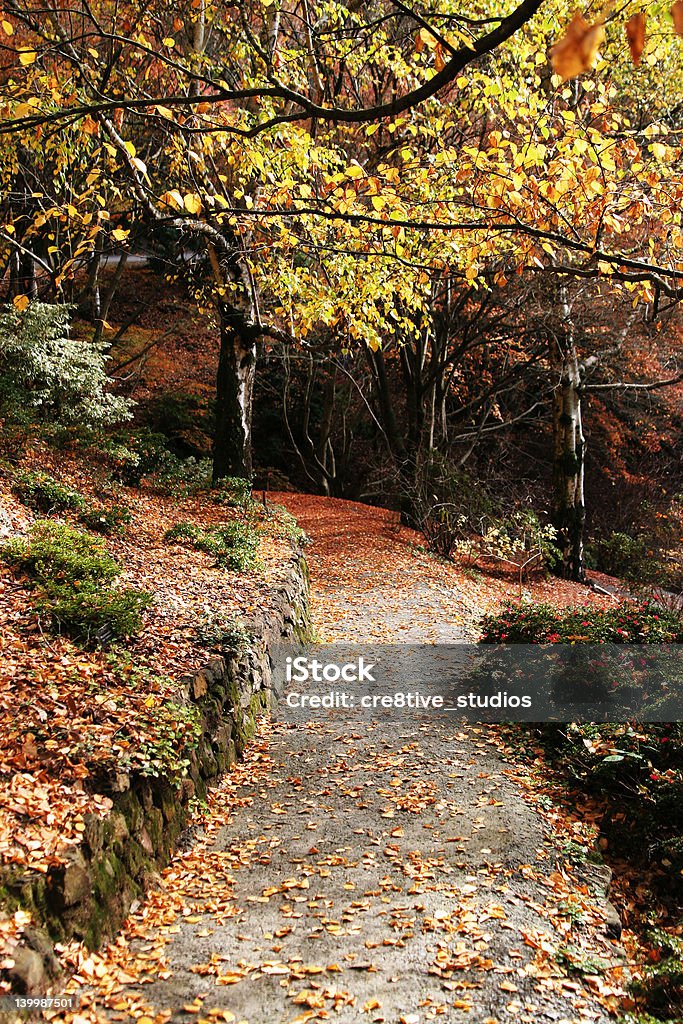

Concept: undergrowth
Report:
left=164, top=520, right=260, bottom=572
left=1, top=520, right=152, bottom=643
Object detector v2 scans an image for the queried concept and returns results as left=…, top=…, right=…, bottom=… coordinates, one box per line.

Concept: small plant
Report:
left=12, top=471, right=87, bottom=514
left=164, top=519, right=260, bottom=571
left=155, top=456, right=212, bottom=497
left=556, top=944, right=610, bottom=976
left=588, top=528, right=683, bottom=596
left=628, top=929, right=683, bottom=1020
left=1, top=520, right=152, bottom=643
left=265, top=503, right=310, bottom=546
left=2, top=519, right=119, bottom=583
left=105, top=429, right=175, bottom=487
left=556, top=897, right=587, bottom=926
left=588, top=531, right=651, bottom=580
left=212, top=476, right=253, bottom=507
left=79, top=502, right=132, bottom=536
left=132, top=699, right=201, bottom=781
left=195, top=613, right=253, bottom=651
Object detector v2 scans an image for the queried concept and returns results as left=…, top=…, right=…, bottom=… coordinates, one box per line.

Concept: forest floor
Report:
left=48, top=495, right=630, bottom=1024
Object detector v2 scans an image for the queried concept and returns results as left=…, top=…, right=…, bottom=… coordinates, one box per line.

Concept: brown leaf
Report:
left=672, top=1, right=683, bottom=35
left=626, top=13, right=646, bottom=66
left=551, top=12, right=605, bottom=81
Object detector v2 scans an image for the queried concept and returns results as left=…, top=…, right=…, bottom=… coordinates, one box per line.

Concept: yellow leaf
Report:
left=160, top=189, right=184, bottom=209
left=184, top=193, right=202, bottom=214
left=651, top=142, right=668, bottom=160
left=13, top=294, right=29, bottom=312
left=19, top=49, right=37, bottom=65
left=156, top=105, right=174, bottom=119
left=550, top=13, right=604, bottom=81
left=344, top=163, right=364, bottom=179
left=419, top=26, right=437, bottom=48
left=2, top=19, right=13, bottom=35
left=371, top=196, right=385, bottom=212
left=112, top=228, right=129, bottom=241
left=162, top=36, right=175, bottom=47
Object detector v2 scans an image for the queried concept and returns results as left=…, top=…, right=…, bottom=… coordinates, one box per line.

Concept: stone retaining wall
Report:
left=2, top=548, right=310, bottom=994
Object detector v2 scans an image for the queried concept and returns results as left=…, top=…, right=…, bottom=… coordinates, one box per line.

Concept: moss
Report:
left=116, top=789, right=144, bottom=834
left=145, top=807, right=164, bottom=852
left=119, top=838, right=147, bottom=877
left=90, top=853, right=125, bottom=904
left=155, top=781, right=180, bottom=825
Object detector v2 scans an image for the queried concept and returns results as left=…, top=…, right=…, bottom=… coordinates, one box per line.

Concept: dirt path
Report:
left=67, top=496, right=626, bottom=1024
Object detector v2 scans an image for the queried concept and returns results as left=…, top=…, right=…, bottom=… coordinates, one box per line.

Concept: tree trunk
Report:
left=551, top=295, right=586, bottom=582
left=212, top=310, right=256, bottom=483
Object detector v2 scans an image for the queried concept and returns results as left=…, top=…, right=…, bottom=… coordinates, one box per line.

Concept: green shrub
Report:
left=0, top=302, right=132, bottom=426
left=588, top=531, right=650, bottom=578
left=79, top=503, right=132, bottom=535
left=588, top=529, right=683, bottom=595
left=412, top=457, right=502, bottom=559
left=194, top=613, right=253, bottom=651
left=12, top=471, right=88, bottom=514
left=1, top=520, right=152, bottom=643
left=164, top=519, right=260, bottom=571
left=43, top=585, right=152, bottom=643
left=212, top=476, right=253, bottom=507
left=104, top=429, right=211, bottom=495
left=156, top=455, right=212, bottom=497
left=163, top=521, right=202, bottom=545
left=3, top=520, right=119, bottom=584
left=105, top=429, right=175, bottom=487
left=479, top=601, right=683, bottom=644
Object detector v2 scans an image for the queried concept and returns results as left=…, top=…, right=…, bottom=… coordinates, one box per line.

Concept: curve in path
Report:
left=74, top=496, right=624, bottom=1024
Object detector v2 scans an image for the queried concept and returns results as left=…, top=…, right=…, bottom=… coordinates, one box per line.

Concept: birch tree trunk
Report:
left=551, top=290, right=586, bottom=582
left=212, top=310, right=256, bottom=483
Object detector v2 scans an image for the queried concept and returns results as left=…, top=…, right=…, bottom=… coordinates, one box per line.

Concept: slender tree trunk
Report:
left=551, top=293, right=586, bottom=582
left=212, top=310, right=256, bottom=483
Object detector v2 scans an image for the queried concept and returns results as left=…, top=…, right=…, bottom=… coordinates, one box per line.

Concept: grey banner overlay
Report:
left=270, top=644, right=683, bottom=722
